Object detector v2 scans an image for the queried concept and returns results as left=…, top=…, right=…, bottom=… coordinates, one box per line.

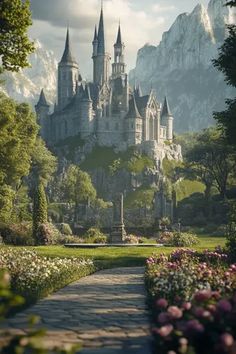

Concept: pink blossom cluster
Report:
left=152, top=291, right=236, bottom=353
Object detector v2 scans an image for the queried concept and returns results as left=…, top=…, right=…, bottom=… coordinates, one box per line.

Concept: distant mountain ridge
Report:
left=129, top=0, right=236, bottom=132
left=0, top=40, right=57, bottom=107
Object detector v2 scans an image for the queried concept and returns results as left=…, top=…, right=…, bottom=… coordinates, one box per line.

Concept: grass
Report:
left=15, top=234, right=226, bottom=269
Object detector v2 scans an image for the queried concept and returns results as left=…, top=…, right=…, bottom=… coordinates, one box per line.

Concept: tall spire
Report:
left=162, top=96, right=172, bottom=117
left=60, top=28, right=76, bottom=64
left=93, top=25, right=98, bottom=41
left=116, top=23, right=122, bottom=45
left=97, top=7, right=105, bottom=54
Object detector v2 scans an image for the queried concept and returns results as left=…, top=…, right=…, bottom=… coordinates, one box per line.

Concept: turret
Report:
left=92, top=7, right=111, bottom=85
left=35, top=89, right=50, bottom=141
left=161, top=96, right=174, bottom=142
left=125, top=95, right=143, bottom=146
left=112, top=23, right=126, bottom=79
left=58, top=28, right=80, bottom=110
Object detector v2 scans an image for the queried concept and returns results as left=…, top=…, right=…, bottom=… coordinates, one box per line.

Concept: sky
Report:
left=29, top=0, right=210, bottom=79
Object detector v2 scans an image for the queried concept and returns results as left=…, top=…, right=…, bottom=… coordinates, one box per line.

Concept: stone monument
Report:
left=110, top=193, right=126, bottom=244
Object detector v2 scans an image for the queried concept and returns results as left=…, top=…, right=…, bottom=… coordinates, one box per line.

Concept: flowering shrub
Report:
left=0, top=248, right=95, bottom=302
left=0, top=222, right=34, bottom=246
left=124, top=234, right=140, bottom=244
left=146, top=249, right=235, bottom=303
left=152, top=291, right=236, bottom=354
left=146, top=249, right=236, bottom=353
left=159, top=231, right=199, bottom=247
left=35, top=223, right=60, bottom=245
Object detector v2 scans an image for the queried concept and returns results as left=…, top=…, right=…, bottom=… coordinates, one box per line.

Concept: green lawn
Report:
left=16, top=234, right=226, bottom=269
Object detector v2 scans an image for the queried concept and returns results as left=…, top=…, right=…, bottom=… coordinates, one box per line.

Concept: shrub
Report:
left=56, top=223, right=73, bottom=235
left=57, top=235, right=84, bottom=245
left=0, top=222, right=34, bottom=246
left=124, top=234, right=139, bottom=244
left=0, top=248, right=95, bottom=302
left=159, top=231, right=199, bottom=247
left=226, top=222, right=236, bottom=262
left=35, top=223, right=60, bottom=246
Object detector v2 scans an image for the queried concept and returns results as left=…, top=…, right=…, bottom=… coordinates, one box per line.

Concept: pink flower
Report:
left=194, top=290, right=212, bottom=302
left=186, top=320, right=204, bottom=333
left=156, top=298, right=168, bottom=309
left=155, top=324, right=174, bottom=337
left=158, top=312, right=171, bottom=324
left=182, top=302, right=192, bottom=311
left=207, top=304, right=217, bottom=314
left=168, top=306, right=183, bottom=319
left=217, top=299, right=232, bottom=313
left=220, top=333, right=234, bottom=348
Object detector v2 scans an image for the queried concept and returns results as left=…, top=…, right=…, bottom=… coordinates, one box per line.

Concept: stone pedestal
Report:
left=110, top=193, right=126, bottom=244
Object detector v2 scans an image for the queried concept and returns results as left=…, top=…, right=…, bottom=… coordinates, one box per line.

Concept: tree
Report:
left=213, top=1, right=236, bottom=147
left=28, top=137, right=57, bottom=192
left=185, top=128, right=235, bottom=200
left=0, top=93, right=38, bottom=222
left=32, top=182, right=47, bottom=240
left=0, top=0, right=34, bottom=72
left=63, top=165, right=97, bottom=205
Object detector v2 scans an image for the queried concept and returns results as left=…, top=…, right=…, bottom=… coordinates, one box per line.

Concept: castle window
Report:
left=131, top=123, right=134, bottom=129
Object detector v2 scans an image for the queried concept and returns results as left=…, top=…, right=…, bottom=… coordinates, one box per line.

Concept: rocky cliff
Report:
left=130, top=0, right=236, bottom=132
left=0, top=40, right=57, bottom=106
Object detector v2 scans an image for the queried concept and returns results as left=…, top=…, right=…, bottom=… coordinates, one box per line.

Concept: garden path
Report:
left=2, top=267, right=152, bottom=354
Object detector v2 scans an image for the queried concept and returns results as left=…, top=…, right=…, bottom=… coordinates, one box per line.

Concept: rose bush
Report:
left=146, top=249, right=236, bottom=353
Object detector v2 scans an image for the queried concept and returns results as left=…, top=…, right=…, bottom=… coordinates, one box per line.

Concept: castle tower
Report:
left=162, top=96, right=174, bottom=142
left=92, top=7, right=111, bottom=85
left=79, top=84, right=94, bottom=139
left=112, top=24, right=126, bottom=79
left=35, top=89, right=50, bottom=141
left=125, top=95, right=143, bottom=146
left=58, top=28, right=80, bottom=110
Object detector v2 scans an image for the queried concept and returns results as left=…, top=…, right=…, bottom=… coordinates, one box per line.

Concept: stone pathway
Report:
left=1, top=267, right=152, bottom=354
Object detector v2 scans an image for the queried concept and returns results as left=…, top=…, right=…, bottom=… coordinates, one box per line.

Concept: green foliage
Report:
left=162, top=158, right=184, bottom=184
left=226, top=203, right=236, bottom=261
left=175, top=179, right=205, bottom=202
left=56, top=223, right=72, bottom=236
left=213, top=0, right=236, bottom=147
left=81, top=146, right=155, bottom=174
left=0, top=222, right=34, bottom=246
left=84, top=227, right=107, bottom=244
left=0, top=185, right=15, bottom=222
left=33, top=183, right=48, bottom=242
left=159, top=231, right=199, bottom=246
left=29, top=137, right=57, bottom=188
left=63, top=165, right=97, bottom=205
left=124, top=186, right=157, bottom=209
left=185, top=127, right=236, bottom=199
left=35, top=223, right=60, bottom=246
left=174, top=132, right=199, bottom=158
left=0, top=0, right=34, bottom=72
left=0, top=93, right=38, bottom=187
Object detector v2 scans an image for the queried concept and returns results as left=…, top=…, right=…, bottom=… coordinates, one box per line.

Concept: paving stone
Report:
left=2, top=267, right=151, bottom=353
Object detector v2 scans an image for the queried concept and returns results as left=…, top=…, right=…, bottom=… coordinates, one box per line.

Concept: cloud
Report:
left=29, top=0, right=167, bottom=76
left=152, top=4, right=176, bottom=13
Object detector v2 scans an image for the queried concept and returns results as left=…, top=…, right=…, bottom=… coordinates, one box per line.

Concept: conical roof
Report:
left=97, top=8, right=105, bottom=54
left=161, top=96, right=172, bottom=117
left=126, top=95, right=142, bottom=119
left=60, top=28, right=77, bottom=64
left=36, top=89, right=49, bottom=107
left=93, top=25, right=98, bottom=41
left=116, top=24, right=122, bottom=45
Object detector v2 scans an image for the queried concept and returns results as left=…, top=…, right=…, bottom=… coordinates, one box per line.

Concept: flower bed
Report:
left=146, top=249, right=236, bottom=353
left=0, top=248, right=95, bottom=303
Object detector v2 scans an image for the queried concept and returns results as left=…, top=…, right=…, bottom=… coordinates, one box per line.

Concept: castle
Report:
left=35, top=7, right=175, bottom=151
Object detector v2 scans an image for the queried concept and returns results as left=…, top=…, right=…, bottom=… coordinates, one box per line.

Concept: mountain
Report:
left=0, top=40, right=57, bottom=107
left=129, top=0, right=236, bottom=132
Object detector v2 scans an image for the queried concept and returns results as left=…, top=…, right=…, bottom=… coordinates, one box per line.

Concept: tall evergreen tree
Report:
left=213, top=1, right=236, bottom=146
left=32, top=182, right=47, bottom=242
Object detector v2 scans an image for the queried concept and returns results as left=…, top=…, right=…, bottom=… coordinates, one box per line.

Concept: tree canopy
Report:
left=213, top=1, right=236, bottom=146
left=0, top=0, right=34, bottom=72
